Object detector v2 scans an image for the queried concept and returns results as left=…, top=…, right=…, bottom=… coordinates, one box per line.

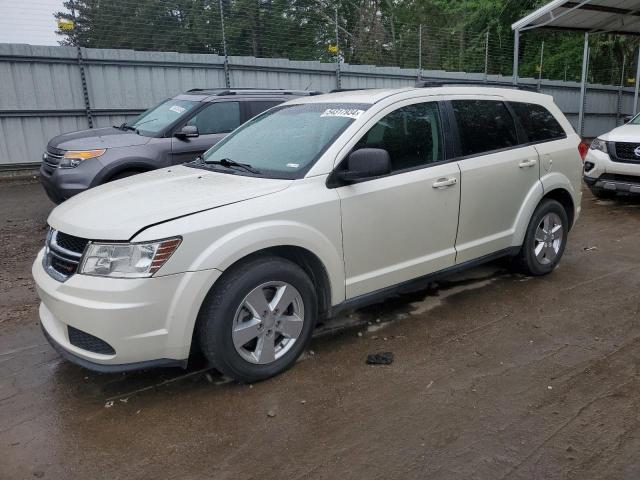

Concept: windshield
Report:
left=128, top=99, right=198, bottom=135
left=198, top=103, right=370, bottom=178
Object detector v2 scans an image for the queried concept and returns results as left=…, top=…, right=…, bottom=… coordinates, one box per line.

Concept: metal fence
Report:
left=0, top=41, right=638, bottom=167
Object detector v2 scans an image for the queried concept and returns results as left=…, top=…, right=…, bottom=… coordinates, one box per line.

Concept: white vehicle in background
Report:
left=584, top=116, right=640, bottom=197
left=33, top=84, right=583, bottom=382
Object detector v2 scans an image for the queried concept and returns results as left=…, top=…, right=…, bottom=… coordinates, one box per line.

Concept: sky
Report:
left=0, top=0, right=66, bottom=45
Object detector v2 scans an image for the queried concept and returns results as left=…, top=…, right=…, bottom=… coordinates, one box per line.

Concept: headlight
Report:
left=79, top=237, right=181, bottom=278
left=59, top=149, right=106, bottom=168
left=589, top=138, right=608, bottom=154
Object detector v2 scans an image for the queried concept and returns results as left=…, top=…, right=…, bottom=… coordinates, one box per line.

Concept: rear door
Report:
left=171, top=101, right=241, bottom=164
left=450, top=98, right=542, bottom=263
left=336, top=100, right=461, bottom=298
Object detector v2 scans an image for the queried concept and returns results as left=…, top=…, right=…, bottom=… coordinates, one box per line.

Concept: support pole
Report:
left=578, top=32, right=589, bottom=137
left=70, top=0, right=92, bottom=128
left=617, top=54, right=626, bottom=125
left=513, top=29, right=519, bottom=85
left=335, top=7, right=341, bottom=90
left=634, top=47, right=640, bottom=115
left=418, top=24, right=423, bottom=82
left=219, top=0, right=231, bottom=88
left=537, top=41, right=544, bottom=91
left=484, top=31, right=489, bottom=82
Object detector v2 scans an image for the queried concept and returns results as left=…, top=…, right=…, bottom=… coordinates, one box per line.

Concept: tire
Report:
left=516, top=199, right=569, bottom=276
left=589, top=186, right=616, bottom=199
left=196, top=256, right=318, bottom=383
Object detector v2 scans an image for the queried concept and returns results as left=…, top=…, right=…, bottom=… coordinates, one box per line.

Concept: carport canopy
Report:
left=512, top=0, right=640, bottom=135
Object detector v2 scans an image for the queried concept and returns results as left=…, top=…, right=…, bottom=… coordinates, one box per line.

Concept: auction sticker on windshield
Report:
left=169, top=105, right=187, bottom=114
left=320, top=108, right=365, bottom=119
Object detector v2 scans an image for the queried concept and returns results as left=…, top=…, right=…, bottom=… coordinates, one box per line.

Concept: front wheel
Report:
left=516, top=199, right=569, bottom=276
left=196, top=256, right=318, bottom=383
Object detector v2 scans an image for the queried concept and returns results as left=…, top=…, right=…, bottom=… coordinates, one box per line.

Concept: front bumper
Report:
left=32, top=249, right=221, bottom=371
left=583, top=174, right=640, bottom=194
left=39, top=159, right=104, bottom=204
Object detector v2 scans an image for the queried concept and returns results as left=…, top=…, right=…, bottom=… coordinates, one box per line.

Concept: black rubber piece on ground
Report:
left=366, top=352, right=394, bottom=365
left=196, top=255, right=318, bottom=383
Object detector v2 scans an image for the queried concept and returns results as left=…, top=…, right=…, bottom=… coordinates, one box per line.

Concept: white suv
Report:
left=32, top=86, right=583, bottom=382
left=584, top=116, right=640, bottom=197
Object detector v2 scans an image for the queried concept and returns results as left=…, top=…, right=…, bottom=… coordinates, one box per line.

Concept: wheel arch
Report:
left=91, top=158, right=157, bottom=186
left=542, top=188, right=575, bottom=230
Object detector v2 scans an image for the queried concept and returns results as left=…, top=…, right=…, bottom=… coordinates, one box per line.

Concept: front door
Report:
left=171, top=101, right=241, bottom=164
left=336, top=101, right=461, bottom=299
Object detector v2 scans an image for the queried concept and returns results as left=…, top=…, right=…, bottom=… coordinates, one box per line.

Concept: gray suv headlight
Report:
left=79, top=237, right=181, bottom=278
left=589, top=138, right=608, bottom=154
left=59, top=149, right=106, bottom=168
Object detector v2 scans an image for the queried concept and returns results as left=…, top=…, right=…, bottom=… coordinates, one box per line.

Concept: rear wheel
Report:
left=197, top=256, right=317, bottom=383
left=516, top=199, right=569, bottom=276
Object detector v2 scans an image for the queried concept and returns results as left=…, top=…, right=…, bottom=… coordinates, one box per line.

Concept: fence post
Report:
left=483, top=31, right=489, bottom=82
left=617, top=54, right=626, bottom=125
left=512, top=29, right=519, bottom=85
left=537, top=41, right=544, bottom=91
left=219, top=0, right=231, bottom=88
left=634, top=47, right=640, bottom=115
left=335, top=7, right=341, bottom=90
left=418, top=24, right=423, bottom=82
left=69, top=0, right=93, bottom=128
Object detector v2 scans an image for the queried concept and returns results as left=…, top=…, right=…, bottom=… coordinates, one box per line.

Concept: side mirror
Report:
left=174, top=125, right=199, bottom=139
left=623, top=115, right=634, bottom=124
left=335, top=148, right=391, bottom=184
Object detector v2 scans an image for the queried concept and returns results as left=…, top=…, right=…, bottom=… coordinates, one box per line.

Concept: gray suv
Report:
left=39, top=88, right=317, bottom=203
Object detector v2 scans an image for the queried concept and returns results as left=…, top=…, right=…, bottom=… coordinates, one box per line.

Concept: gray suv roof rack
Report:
left=415, top=79, right=537, bottom=92
left=186, top=88, right=322, bottom=96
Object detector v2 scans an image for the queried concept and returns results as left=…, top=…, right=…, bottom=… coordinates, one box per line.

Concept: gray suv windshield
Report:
left=127, top=99, right=198, bottom=135
left=198, top=103, right=370, bottom=179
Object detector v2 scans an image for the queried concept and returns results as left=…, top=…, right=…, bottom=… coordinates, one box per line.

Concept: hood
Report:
left=601, top=123, right=640, bottom=142
left=48, top=127, right=151, bottom=151
left=48, top=166, right=292, bottom=240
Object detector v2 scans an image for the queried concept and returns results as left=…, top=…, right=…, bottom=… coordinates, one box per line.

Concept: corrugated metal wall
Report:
left=0, top=43, right=635, bottom=166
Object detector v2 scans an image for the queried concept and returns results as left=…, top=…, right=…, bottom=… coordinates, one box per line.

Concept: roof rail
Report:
left=415, top=79, right=538, bottom=92
left=186, top=88, right=322, bottom=96
left=329, top=88, right=373, bottom=93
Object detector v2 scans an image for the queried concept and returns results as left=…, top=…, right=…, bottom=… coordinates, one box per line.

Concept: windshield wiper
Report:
left=205, top=158, right=261, bottom=175
left=114, top=122, right=136, bottom=132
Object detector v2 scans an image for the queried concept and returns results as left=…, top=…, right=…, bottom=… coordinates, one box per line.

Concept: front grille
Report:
left=600, top=173, right=640, bottom=184
left=56, top=232, right=89, bottom=254
left=68, top=326, right=115, bottom=355
left=43, top=147, right=65, bottom=169
left=43, top=228, right=88, bottom=282
left=611, top=142, right=640, bottom=163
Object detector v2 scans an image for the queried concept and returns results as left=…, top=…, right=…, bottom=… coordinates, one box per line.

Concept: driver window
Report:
left=187, top=101, right=240, bottom=135
left=354, top=102, right=443, bottom=172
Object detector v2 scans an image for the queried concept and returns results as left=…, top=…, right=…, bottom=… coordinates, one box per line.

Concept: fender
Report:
left=91, top=157, right=159, bottom=186
left=511, top=180, right=545, bottom=248
left=184, top=220, right=345, bottom=307
left=541, top=171, right=580, bottom=227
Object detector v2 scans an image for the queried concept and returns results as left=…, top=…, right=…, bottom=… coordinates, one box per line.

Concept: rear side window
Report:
left=451, top=100, right=518, bottom=157
left=509, top=102, right=566, bottom=143
left=354, top=102, right=444, bottom=172
left=247, top=101, right=282, bottom=118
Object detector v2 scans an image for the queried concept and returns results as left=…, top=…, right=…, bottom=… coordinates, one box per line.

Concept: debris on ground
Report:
left=104, top=401, right=114, bottom=408
left=266, top=410, right=276, bottom=418
left=583, top=246, right=598, bottom=252
left=366, top=352, right=394, bottom=365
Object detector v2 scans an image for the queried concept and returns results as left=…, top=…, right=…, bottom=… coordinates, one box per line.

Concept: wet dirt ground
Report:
left=0, top=181, right=639, bottom=480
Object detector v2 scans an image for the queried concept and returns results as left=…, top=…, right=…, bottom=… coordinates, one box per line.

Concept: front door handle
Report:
left=432, top=177, right=458, bottom=189
left=519, top=159, right=538, bottom=169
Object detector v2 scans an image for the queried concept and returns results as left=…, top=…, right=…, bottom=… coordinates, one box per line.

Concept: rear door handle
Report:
left=519, top=159, right=538, bottom=169
left=432, top=177, right=458, bottom=189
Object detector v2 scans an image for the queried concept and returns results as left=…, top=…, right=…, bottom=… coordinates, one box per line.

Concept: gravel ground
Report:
left=1, top=181, right=639, bottom=480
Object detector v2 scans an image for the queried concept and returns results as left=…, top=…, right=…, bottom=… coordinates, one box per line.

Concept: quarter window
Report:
left=354, top=102, right=444, bottom=172
left=509, top=102, right=566, bottom=143
left=451, top=100, right=518, bottom=157
left=187, top=101, right=241, bottom=135
left=247, top=101, right=282, bottom=118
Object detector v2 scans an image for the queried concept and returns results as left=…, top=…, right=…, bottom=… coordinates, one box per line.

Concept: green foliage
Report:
left=54, top=0, right=637, bottom=85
